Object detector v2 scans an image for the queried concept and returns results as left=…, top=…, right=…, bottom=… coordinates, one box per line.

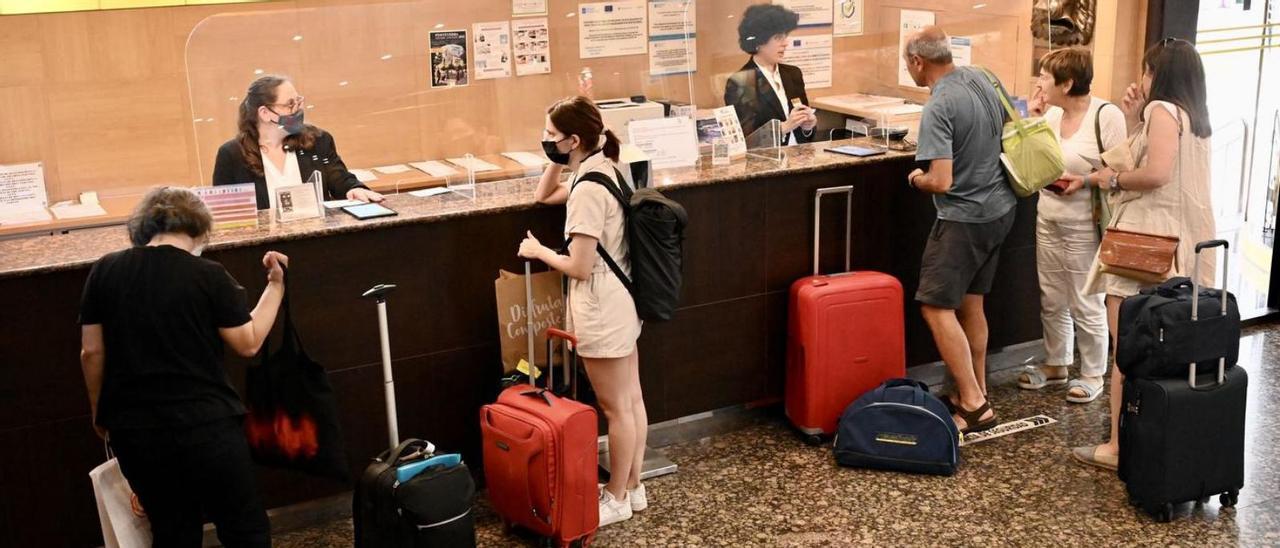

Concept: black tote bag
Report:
left=244, top=273, right=350, bottom=481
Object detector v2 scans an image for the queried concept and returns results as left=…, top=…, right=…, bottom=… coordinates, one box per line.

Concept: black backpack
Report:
left=572, top=168, right=687, bottom=321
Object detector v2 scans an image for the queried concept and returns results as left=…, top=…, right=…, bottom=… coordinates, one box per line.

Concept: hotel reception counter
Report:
left=0, top=139, right=1041, bottom=545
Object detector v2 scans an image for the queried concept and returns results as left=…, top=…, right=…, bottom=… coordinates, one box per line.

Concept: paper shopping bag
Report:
left=494, top=268, right=565, bottom=373
left=89, top=457, right=151, bottom=548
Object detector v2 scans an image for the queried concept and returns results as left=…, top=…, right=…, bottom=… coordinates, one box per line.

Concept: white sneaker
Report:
left=628, top=483, right=647, bottom=512
left=597, top=487, right=633, bottom=527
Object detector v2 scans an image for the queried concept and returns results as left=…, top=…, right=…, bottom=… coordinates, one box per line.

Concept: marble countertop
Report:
left=0, top=139, right=913, bottom=280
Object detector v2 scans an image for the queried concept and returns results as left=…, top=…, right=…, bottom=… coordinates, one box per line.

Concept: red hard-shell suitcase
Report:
left=786, top=185, right=906, bottom=443
left=482, top=299, right=599, bottom=547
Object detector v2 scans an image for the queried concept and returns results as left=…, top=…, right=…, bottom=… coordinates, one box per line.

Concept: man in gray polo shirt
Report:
left=903, top=26, right=1017, bottom=434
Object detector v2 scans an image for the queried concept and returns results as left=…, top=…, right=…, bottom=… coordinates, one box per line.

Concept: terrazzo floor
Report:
left=272, top=325, right=1280, bottom=547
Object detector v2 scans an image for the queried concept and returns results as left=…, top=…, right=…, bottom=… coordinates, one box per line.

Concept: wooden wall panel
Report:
left=0, top=0, right=1144, bottom=204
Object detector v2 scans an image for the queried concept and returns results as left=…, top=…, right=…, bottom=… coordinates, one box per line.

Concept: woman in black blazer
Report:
left=723, top=4, right=817, bottom=145
left=213, top=75, right=383, bottom=210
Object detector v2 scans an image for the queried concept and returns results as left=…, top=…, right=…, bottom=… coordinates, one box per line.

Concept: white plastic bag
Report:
left=89, top=450, right=152, bottom=548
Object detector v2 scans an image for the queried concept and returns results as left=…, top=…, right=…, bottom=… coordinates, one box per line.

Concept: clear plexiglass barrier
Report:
left=184, top=0, right=1030, bottom=194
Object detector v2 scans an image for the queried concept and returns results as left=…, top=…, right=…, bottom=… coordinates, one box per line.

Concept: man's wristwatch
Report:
left=1109, top=172, right=1122, bottom=191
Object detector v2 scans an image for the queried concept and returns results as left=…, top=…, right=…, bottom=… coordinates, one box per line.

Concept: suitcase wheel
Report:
left=802, top=434, right=823, bottom=447
left=1150, top=503, right=1175, bottom=523
left=1221, top=490, right=1239, bottom=508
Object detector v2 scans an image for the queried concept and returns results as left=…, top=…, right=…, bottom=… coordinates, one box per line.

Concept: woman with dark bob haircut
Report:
left=79, top=186, right=290, bottom=546
left=724, top=3, right=817, bottom=145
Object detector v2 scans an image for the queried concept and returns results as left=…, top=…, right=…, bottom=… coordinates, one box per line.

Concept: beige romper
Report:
left=564, top=152, right=642, bottom=358
left=1085, top=100, right=1217, bottom=297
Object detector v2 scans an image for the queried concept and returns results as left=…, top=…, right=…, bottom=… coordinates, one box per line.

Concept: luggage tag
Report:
left=395, top=453, right=462, bottom=483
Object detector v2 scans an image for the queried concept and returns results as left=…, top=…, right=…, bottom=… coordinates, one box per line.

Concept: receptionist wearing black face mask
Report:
left=212, top=75, right=383, bottom=210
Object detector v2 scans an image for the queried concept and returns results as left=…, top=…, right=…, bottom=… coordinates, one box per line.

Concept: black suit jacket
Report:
left=212, top=128, right=367, bottom=210
left=723, top=58, right=814, bottom=145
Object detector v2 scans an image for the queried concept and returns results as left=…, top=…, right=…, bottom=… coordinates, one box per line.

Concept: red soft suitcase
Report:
left=482, top=267, right=598, bottom=547
left=786, top=185, right=906, bottom=444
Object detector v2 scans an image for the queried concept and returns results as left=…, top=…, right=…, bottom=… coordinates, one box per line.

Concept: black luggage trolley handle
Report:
left=1189, top=239, right=1230, bottom=389
left=813, top=186, right=853, bottom=276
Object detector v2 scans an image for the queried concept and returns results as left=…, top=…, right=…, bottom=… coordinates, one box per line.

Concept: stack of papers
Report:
left=409, top=161, right=460, bottom=177
left=501, top=151, right=549, bottom=168
left=446, top=157, right=501, bottom=172
left=49, top=201, right=107, bottom=220
left=373, top=164, right=412, bottom=174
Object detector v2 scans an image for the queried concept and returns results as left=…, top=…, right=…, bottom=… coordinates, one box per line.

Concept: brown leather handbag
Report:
left=1098, top=227, right=1179, bottom=283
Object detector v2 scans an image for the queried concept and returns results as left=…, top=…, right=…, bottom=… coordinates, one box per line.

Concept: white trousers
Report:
left=1036, top=215, right=1109, bottom=377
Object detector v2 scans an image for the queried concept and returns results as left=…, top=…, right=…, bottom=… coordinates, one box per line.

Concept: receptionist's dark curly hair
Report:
left=738, top=4, right=799, bottom=54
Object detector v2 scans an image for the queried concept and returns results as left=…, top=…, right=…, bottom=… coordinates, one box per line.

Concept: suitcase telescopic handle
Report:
left=813, top=186, right=853, bottom=276
left=1190, top=239, right=1230, bottom=388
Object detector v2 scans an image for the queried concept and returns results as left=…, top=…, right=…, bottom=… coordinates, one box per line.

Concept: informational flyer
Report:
left=627, top=117, right=699, bottom=169
left=473, top=21, right=513, bottom=80
left=833, top=0, right=864, bottom=36
left=787, top=34, right=833, bottom=88
left=274, top=182, right=323, bottom=223
left=430, top=29, right=470, bottom=88
left=950, top=35, right=972, bottom=67
left=712, top=105, right=747, bottom=158
left=579, top=1, right=648, bottom=59
left=0, top=162, right=47, bottom=211
left=648, top=0, right=696, bottom=76
left=898, top=9, right=935, bottom=87
left=512, top=0, right=546, bottom=16
left=773, top=0, right=832, bottom=26
left=513, top=18, right=551, bottom=76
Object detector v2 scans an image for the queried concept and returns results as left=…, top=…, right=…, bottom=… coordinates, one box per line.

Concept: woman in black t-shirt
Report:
left=79, top=187, right=288, bottom=547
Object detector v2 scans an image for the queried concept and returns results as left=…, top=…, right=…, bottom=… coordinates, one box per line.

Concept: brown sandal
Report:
left=955, top=400, right=998, bottom=434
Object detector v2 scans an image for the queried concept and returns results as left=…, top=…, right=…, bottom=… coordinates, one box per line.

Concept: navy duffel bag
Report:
left=833, top=378, right=960, bottom=476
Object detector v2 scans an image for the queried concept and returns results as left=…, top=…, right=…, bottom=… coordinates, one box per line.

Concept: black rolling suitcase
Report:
left=353, top=284, right=477, bottom=547
left=1118, top=240, right=1247, bottom=522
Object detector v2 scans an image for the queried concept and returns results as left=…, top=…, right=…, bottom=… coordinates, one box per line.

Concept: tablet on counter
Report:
left=826, top=145, right=886, bottom=158
left=342, top=202, right=398, bottom=220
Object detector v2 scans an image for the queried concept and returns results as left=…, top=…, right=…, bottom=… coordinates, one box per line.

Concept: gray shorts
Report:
left=915, top=208, right=1017, bottom=309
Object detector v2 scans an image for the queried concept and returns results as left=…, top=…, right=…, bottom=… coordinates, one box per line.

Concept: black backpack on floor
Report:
left=574, top=168, right=687, bottom=321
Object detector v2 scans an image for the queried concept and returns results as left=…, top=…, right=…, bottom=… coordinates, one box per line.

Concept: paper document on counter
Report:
left=502, top=151, right=548, bottom=167
left=410, top=161, right=460, bottom=177
left=627, top=117, right=698, bottom=169
left=373, top=164, right=412, bottom=174
left=349, top=169, right=378, bottom=183
left=0, top=207, right=52, bottom=226
left=409, top=187, right=452, bottom=198
left=50, top=201, right=107, bottom=220
left=0, top=162, right=48, bottom=211
left=447, top=157, right=501, bottom=172
left=323, top=199, right=362, bottom=209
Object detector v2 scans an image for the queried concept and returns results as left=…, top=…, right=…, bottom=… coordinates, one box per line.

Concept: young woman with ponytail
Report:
left=212, top=75, right=383, bottom=210
left=517, top=96, right=648, bottom=527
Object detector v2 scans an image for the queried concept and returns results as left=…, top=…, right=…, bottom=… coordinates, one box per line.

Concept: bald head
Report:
left=904, top=26, right=953, bottom=65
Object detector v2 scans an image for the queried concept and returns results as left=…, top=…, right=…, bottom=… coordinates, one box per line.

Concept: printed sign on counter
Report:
left=787, top=34, right=833, bottom=89
left=0, top=162, right=48, bottom=213
left=474, top=21, right=514, bottom=80
left=627, top=117, right=699, bottom=169
left=193, top=183, right=258, bottom=230
left=579, top=1, right=648, bottom=59
left=513, top=18, right=551, bottom=75
left=648, top=0, right=696, bottom=76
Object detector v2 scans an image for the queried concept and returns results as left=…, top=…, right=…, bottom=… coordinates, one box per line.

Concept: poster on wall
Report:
left=950, top=35, right=972, bottom=67
left=513, top=18, right=551, bottom=75
left=773, top=0, right=832, bottom=26
left=579, top=1, right=648, bottom=59
left=833, top=0, right=863, bottom=36
left=897, top=9, right=934, bottom=88
left=648, top=0, right=696, bottom=76
left=787, top=34, right=832, bottom=88
left=430, top=30, right=470, bottom=88
left=474, top=21, right=514, bottom=80
left=512, top=0, right=547, bottom=16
